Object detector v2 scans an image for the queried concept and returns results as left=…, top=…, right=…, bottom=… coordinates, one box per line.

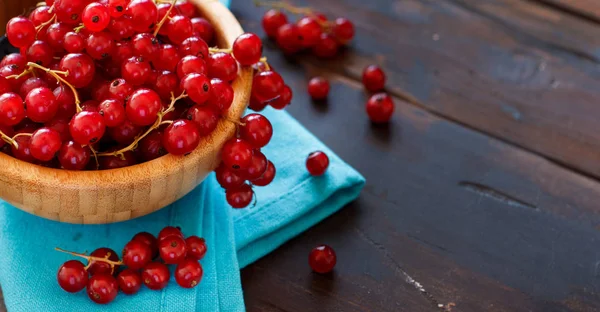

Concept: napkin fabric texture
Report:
left=0, top=106, right=365, bottom=312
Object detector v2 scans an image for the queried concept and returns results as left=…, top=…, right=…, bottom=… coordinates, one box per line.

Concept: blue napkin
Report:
left=0, top=106, right=365, bottom=311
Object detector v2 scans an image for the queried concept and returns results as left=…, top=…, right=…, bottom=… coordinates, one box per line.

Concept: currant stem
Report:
left=12, top=133, right=32, bottom=139
left=54, top=247, right=124, bottom=269
left=5, top=69, right=32, bottom=80
left=0, top=130, right=18, bottom=149
left=259, top=57, right=270, bottom=71
left=35, top=14, right=57, bottom=39
left=97, top=92, right=188, bottom=158
left=26, top=62, right=82, bottom=112
left=209, top=47, right=232, bottom=54
left=222, top=116, right=246, bottom=127
left=153, top=0, right=177, bottom=36
left=73, top=24, right=85, bottom=33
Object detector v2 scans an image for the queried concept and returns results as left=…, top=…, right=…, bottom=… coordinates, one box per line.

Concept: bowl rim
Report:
left=0, top=0, right=253, bottom=189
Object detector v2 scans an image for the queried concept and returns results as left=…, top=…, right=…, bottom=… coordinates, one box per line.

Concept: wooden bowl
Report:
left=0, top=0, right=252, bottom=224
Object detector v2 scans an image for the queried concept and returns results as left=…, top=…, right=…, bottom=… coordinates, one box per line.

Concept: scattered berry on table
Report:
left=366, top=93, right=395, bottom=123
left=309, top=245, right=337, bottom=274
left=307, top=77, right=330, bottom=100
left=362, top=65, right=386, bottom=92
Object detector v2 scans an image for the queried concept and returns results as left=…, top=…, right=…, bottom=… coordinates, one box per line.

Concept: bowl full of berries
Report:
left=0, top=0, right=287, bottom=224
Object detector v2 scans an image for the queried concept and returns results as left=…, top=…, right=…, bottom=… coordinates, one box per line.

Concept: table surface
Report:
left=3, top=0, right=600, bottom=311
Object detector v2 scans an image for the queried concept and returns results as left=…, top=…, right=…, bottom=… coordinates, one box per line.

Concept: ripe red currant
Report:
left=87, top=274, right=118, bottom=304
left=366, top=93, right=395, bottom=123
left=221, top=138, right=253, bottom=170
left=307, top=77, right=330, bottom=100
left=159, top=235, right=187, bottom=264
left=313, top=33, right=339, bottom=58
left=0, top=93, right=25, bottom=126
left=127, top=0, right=158, bottom=32
left=276, top=23, right=303, bottom=54
left=6, top=17, right=36, bottom=48
left=59, top=53, right=96, bottom=88
left=26, top=40, right=54, bottom=67
left=108, top=0, right=128, bottom=18
left=232, top=33, right=263, bottom=66
left=58, top=140, right=90, bottom=170
left=175, top=259, right=203, bottom=288
left=167, top=15, right=194, bottom=45
left=270, top=84, right=292, bottom=109
left=179, top=36, right=209, bottom=60
left=306, top=151, right=329, bottom=176
left=108, top=120, right=142, bottom=144
left=252, top=70, right=284, bottom=103
left=98, top=99, right=126, bottom=127
left=122, top=240, right=152, bottom=270
left=226, top=183, right=253, bottom=208
left=25, top=87, right=59, bottom=123
left=69, top=111, right=106, bottom=145
left=185, top=236, right=207, bottom=260
left=121, top=56, right=152, bottom=86
left=332, top=18, right=355, bottom=44
left=245, top=150, right=268, bottom=181
left=215, top=164, right=245, bottom=189
left=63, top=31, right=85, bottom=53
left=126, top=88, right=161, bottom=126
left=142, top=262, right=170, bottom=290
left=158, top=226, right=184, bottom=241
left=262, top=9, right=288, bottom=38
left=82, top=2, right=111, bottom=32
left=191, top=17, right=215, bottom=44
left=132, top=231, right=159, bottom=259
left=156, top=44, right=181, bottom=72
left=186, top=105, right=219, bottom=136
left=252, top=160, right=276, bottom=186
left=30, top=127, right=62, bottom=161
left=309, top=245, right=337, bottom=273
left=117, top=269, right=142, bottom=295
left=88, top=247, right=119, bottom=276
left=362, top=65, right=386, bottom=92
left=207, top=52, right=238, bottom=82
left=57, top=260, right=88, bottom=293
left=99, top=150, right=137, bottom=169
left=162, top=119, right=201, bottom=155
left=239, top=114, right=273, bottom=149
left=297, top=17, right=322, bottom=48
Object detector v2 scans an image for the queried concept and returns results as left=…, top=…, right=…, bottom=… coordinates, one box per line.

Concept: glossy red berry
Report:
left=54, top=0, right=87, bottom=25
left=107, top=78, right=133, bottom=101
left=307, top=77, right=330, bottom=100
left=176, top=55, right=207, bottom=80
left=25, top=87, right=58, bottom=123
left=332, top=18, right=355, bottom=44
left=226, top=183, right=253, bottom=208
left=159, top=235, right=187, bottom=264
left=142, top=262, right=170, bottom=290
left=108, top=120, right=142, bottom=144
left=11, top=134, right=35, bottom=163
left=46, top=22, right=71, bottom=50
left=86, top=31, right=115, bottom=60
left=29, top=127, right=62, bottom=161
left=366, top=93, right=394, bottom=123
left=132, top=231, right=159, bottom=259
left=306, top=151, right=329, bottom=176
left=232, top=33, right=263, bottom=66
left=1, top=53, right=27, bottom=68
left=99, top=98, right=126, bottom=127
left=206, top=78, right=233, bottom=112
left=167, top=15, right=194, bottom=45
left=69, top=111, right=106, bottom=145
left=127, top=0, right=158, bottom=32
left=108, top=0, right=129, bottom=18
left=58, top=140, right=90, bottom=170
left=221, top=138, right=253, bottom=170
left=122, top=240, right=152, bottom=270
left=313, top=33, right=339, bottom=58
left=20, top=77, right=48, bottom=100
left=175, top=259, right=203, bottom=288
left=156, top=44, right=181, bottom=72
left=30, top=6, right=53, bottom=26
left=88, top=247, right=119, bottom=276
left=122, top=56, right=152, bottom=86
left=179, top=36, right=209, bottom=60
left=99, top=150, right=137, bottom=169
left=82, top=2, right=111, bottom=32
left=162, top=119, right=200, bottom=155
left=362, top=65, right=386, bottom=92
left=63, top=31, right=85, bottom=53
left=6, top=17, right=36, bottom=48
left=26, top=40, right=54, bottom=67
left=276, top=23, right=302, bottom=54
left=245, top=150, right=268, bottom=181
left=239, top=114, right=273, bottom=149
left=191, top=17, right=214, bottom=44
left=215, top=164, right=245, bottom=189
left=185, top=236, right=207, bottom=260
left=262, top=9, right=288, bottom=38
left=297, top=17, right=322, bottom=48
left=126, top=88, right=161, bottom=126
left=309, top=245, right=337, bottom=273
left=57, top=260, right=89, bottom=293
left=186, top=105, right=219, bottom=136
left=270, top=84, right=292, bottom=109
left=252, top=160, right=276, bottom=186
left=87, top=274, right=118, bottom=304
left=158, top=226, right=184, bottom=241
left=117, top=269, right=142, bottom=295
left=108, top=15, right=135, bottom=40
left=46, top=117, right=71, bottom=141
left=207, top=52, right=238, bottom=82
left=59, top=53, right=96, bottom=88
left=252, top=70, right=284, bottom=103
left=176, top=1, right=197, bottom=17
left=0, top=93, right=25, bottom=126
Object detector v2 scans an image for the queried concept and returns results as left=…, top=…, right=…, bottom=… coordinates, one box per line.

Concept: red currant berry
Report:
left=92, top=80, right=112, bottom=102
left=46, top=22, right=71, bottom=50
left=362, top=65, right=386, bottom=92
left=159, top=235, right=187, bottom=264
left=276, top=23, right=302, bottom=54
left=30, top=6, right=53, bottom=26
left=122, top=56, right=151, bottom=86
left=45, top=117, right=71, bottom=141
left=1, top=53, right=27, bottom=68
left=206, top=78, right=233, bottom=112
left=132, top=231, right=159, bottom=259
left=127, top=0, right=158, bottom=32
left=20, top=77, right=49, bottom=100
left=25, top=87, right=58, bottom=123
left=296, top=17, right=322, bottom=48
left=1, top=65, right=31, bottom=90
left=153, top=71, right=180, bottom=100
left=207, top=52, right=238, bottom=82
left=107, top=79, right=132, bottom=102
left=270, top=84, right=292, bottom=109
left=58, top=140, right=90, bottom=170
left=156, top=3, right=177, bottom=35
left=222, top=138, right=253, bottom=170
left=175, top=1, right=197, bottom=17
left=181, top=73, right=211, bottom=105
left=122, top=240, right=152, bottom=270
left=82, top=2, right=111, bottom=32
left=167, top=15, right=194, bottom=45
left=179, top=36, right=209, bottom=59
left=30, top=127, right=62, bottom=161
left=99, top=99, right=126, bottom=127
left=108, top=0, right=128, bottom=18
left=176, top=55, right=207, bottom=79
left=59, top=53, right=95, bottom=88
left=86, top=31, right=115, bottom=60
left=156, top=44, right=181, bottom=72
left=239, top=114, right=273, bottom=149
left=262, top=9, right=288, bottom=38
left=307, top=77, right=330, bottom=100
left=126, top=88, right=161, bottom=126
left=162, top=119, right=200, bottom=155
left=306, top=151, right=329, bottom=176
left=232, top=33, right=263, bottom=66
left=313, top=33, right=339, bottom=58
left=142, top=262, right=170, bottom=290
left=87, top=274, right=118, bottom=304
left=252, top=160, right=276, bottom=186
left=191, top=17, right=214, bottom=44
left=54, top=0, right=87, bottom=25
left=6, top=17, right=36, bottom=48
left=332, top=18, right=355, bottom=44
left=57, top=260, right=88, bottom=293
left=138, top=130, right=166, bottom=161
left=245, top=150, right=268, bottom=181
left=0, top=93, right=25, bottom=126
left=132, top=33, right=160, bottom=62
left=226, top=183, right=253, bottom=209
left=108, top=120, right=142, bottom=144
left=185, top=236, right=207, bottom=260
left=215, top=163, right=245, bottom=189
left=69, top=111, right=106, bottom=145
left=175, top=259, right=203, bottom=288
left=63, top=31, right=85, bottom=53
left=53, top=85, right=76, bottom=117
left=252, top=70, right=284, bottom=102
left=108, top=15, right=135, bottom=40
left=88, top=247, right=119, bottom=276
left=117, top=269, right=142, bottom=295
left=26, top=40, right=54, bottom=67
left=158, top=226, right=184, bottom=241
left=248, top=93, right=268, bottom=112
left=309, top=245, right=336, bottom=273
left=11, top=134, right=35, bottom=163
left=186, top=105, right=219, bottom=136
left=366, top=93, right=394, bottom=123
left=81, top=100, right=100, bottom=113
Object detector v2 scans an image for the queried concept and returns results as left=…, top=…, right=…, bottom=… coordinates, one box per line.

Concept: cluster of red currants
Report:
left=0, top=0, right=289, bottom=208
left=57, top=226, right=207, bottom=304
left=257, top=1, right=355, bottom=57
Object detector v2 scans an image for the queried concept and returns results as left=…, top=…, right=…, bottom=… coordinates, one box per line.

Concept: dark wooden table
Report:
left=4, top=0, right=600, bottom=311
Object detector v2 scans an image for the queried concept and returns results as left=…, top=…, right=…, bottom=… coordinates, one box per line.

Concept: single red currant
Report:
left=25, top=87, right=58, bottom=123
left=226, top=183, right=253, bottom=208
left=54, top=0, right=87, bottom=25
left=306, top=151, right=329, bottom=176
left=181, top=73, right=211, bottom=105
left=6, top=17, right=36, bottom=48
left=206, top=78, right=234, bottom=112
left=132, top=231, right=159, bottom=259
left=108, top=120, right=142, bottom=144
left=262, top=9, right=288, bottom=38
left=0, top=53, right=27, bottom=68
left=162, top=119, right=201, bottom=155
left=26, top=40, right=54, bottom=67
left=270, top=84, right=292, bottom=109
left=185, top=236, right=207, bottom=260
left=232, top=33, right=263, bottom=66
left=362, top=65, right=386, bottom=92
left=176, top=55, right=207, bottom=79
left=99, top=99, right=126, bottom=127
left=167, top=15, right=194, bottom=45
left=179, top=36, right=209, bottom=60
left=11, top=134, right=35, bottom=163
left=175, top=259, right=203, bottom=288
left=108, top=0, right=129, bottom=18
left=54, top=85, right=76, bottom=117
left=276, top=23, right=303, bottom=54
left=29, top=127, right=62, bottom=161
left=122, top=240, right=152, bottom=270
left=127, top=0, right=158, bottom=32
left=82, top=2, right=111, bottom=32
left=252, top=70, right=284, bottom=103
left=126, top=88, right=161, bottom=126
left=121, top=56, right=151, bottom=86
left=46, top=22, right=71, bottom=51
left=108, top=15, right=135, bottom=40
left=297, top=17, right=322, bottom=48
left=215, top=164, right=245, bottom=189
left=138, top=130, right=166, bottom=161
left=307, top=77, right=330, bottom=100
left=175, top=1, right=197, bottom=17
left=313, top=33, right=339, bottom=58
left=153, top=71, right=180, bottom=100
left=58, top=140, right=90, bottom=170
left=245, top=150, right=268, bottom=181
left=186, top=105, right=219, bottom=136
left=57, top=260, right=89, bottom=293
left=87, top=274, right=118, bottom=304
left=207, top=52, right=238, bottom=82
left=20, top=77, right=48, bottom=100
left=69, top=111, right=106, bottom=145
left=45, top=117, right=71, bottom=141
left=309, top=245, right=337, bottom=273
left=252, top=160, right=276, bottom=186
left=142, top=262, right=170, bottom=290
left=158, top=226, right=184, bottom=241
left=117, top=269, right=142, bottom=295
left=59, top=53, right=96, bottom=88
left=88, top=247, right=119, bottom=276
left=332, top=18, right=355, bottom=44
left=156, top=44, right=181, bottom=72
left=63, top=31, right=85, bottom=53
left=107, top=79, right=133, bottom=102
left=132, top=33, right=160, bottom=62
left=191, top=17, right=214, bottom=44
left=86, top=31, right=115, bottom=60
left=159, top=235, right=187, bottom=264
left=239, top=114, right=273, bottom=149
left=366, top=93, right=395, bottom=123
left=221, top=138, right=253, bottom=170
left=0, top=93, right=25, bottom=126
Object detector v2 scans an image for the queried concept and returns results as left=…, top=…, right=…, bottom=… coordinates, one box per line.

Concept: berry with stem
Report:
left=69, top=111, right=106, bottom=145
left=158, top=226, right=183, bottom=241
left=122, top=240, right=152, bottom=270
left=87, top=274, right=118, bottom=304
left=175, top=259, right=203, bottom=288
left=25, top=87, right=59, bottom=123
left=88, top=247, right=120, bottom=276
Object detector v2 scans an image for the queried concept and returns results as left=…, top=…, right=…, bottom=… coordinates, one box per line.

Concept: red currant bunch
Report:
left=56, top=226, right=208, bottom=304
left=257, top=2, right=355, bottom=57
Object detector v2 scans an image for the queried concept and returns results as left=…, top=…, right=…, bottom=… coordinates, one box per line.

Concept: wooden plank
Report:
left=535, top=0, right=600, bottom=23
left=235, top=0, right=600, bottom=180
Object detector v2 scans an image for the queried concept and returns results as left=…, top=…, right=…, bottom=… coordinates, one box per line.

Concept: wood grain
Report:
left=0, top=0, right=253, bottom=224
left=535, top=0, right=600, bottom=22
